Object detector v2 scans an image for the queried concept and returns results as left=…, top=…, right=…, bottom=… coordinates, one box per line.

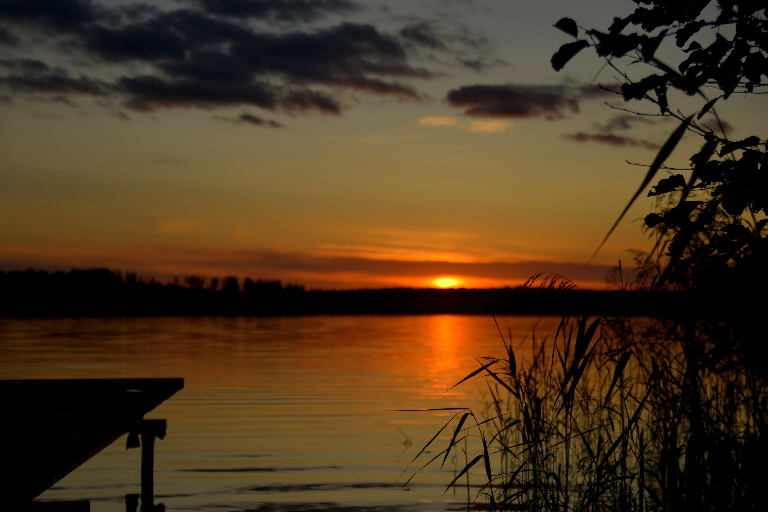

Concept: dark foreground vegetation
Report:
left=0, top=267, right=715, bottom=317
left=405, top=1, right=768, bottom=511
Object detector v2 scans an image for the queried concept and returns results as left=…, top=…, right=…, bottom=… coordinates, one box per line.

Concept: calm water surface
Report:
left=0, top=315, right=561, bottom=512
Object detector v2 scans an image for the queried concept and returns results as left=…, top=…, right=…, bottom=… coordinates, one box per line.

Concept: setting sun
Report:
left=433, top=277, right=461, bottom=288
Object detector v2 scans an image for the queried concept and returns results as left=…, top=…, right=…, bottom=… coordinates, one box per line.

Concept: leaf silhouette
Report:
left=719, top=136, right=760, bottom=156
left=551, top=40, right=589, bottom=71
left=590, top=115, right=693, bottom=261
left=554, top=17, right=579, bottom=38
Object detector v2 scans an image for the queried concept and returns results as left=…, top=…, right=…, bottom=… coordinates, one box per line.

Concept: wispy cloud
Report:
left=562, top=132, right=659, bottom=150
left=216, top=113, right=285, bottom=128
left=562, top=114, right=664, bottom=150
left=419, top=115, right=457, bottom=126
left=469, top=120, right=510, bottom=133
left=417, top=116, right=510, bottom=133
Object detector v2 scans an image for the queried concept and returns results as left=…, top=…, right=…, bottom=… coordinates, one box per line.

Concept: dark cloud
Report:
left=0, top=26, right=17, bottom=44
left=0, top=0, right=99, bottom=31
left=0, top=57, right=107, bottom=100
left=86, top=20, right=188, bottom=62
left=237, top=113, right=283, bottom=128
left=0, top=58, right=51, bottom=72
left=562, top=114, right=663, bottom=150
left=218, top=113, right=285, bottom=128
left=84, top=10, right=257, bottom=63
left=119, top=75, right=278, bottom=111
left=562, top=132, right=660, bottom=150
left=195, top=0, right=357, bottom=21
left=158, top=52, right=255, bottom=84
left=107, top=20, right=428, bottom=110
left=281, top=89, right=341, bottom=114
left=0, top=1, right=440, bottom=117
left=227, top=22, right=431, bottom=86
left=446, top=84, right=606, bottom=119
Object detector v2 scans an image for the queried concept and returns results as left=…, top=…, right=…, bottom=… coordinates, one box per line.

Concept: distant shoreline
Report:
left=0, top=268, right=715, bottom=318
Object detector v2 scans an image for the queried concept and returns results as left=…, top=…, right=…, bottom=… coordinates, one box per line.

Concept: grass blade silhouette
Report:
left=590, top=115, right=693, bottom=262
left=409, top=413, right=458, bottom=463
left=442, top=412, right=472, bottom=468
left=444, top=454, right=484, bottom=494
left=444, top=359, right=499, bottom=394
left=604, top=350, right=633, bottom=406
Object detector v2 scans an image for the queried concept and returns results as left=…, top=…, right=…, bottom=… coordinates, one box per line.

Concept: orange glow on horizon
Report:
left=433, top=276, right=461, bottom=288
left=0, top=241, right=612, bottom=290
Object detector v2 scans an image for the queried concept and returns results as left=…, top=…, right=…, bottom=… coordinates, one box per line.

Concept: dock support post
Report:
left=141, top=430, right=155, bottom=506
left=126, top=419, right=166, bottom=512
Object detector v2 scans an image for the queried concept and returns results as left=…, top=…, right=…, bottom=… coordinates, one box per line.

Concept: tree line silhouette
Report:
left=0, top=267, right=720, bottom=317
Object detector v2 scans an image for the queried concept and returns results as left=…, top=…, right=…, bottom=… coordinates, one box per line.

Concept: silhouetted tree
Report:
left=553, top=0, right=767, bottom=294
left=221, top=276, right=240, bottom=293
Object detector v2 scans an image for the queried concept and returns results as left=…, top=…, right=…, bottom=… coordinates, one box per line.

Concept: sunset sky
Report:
left=1, top=0, right=765, bottom=289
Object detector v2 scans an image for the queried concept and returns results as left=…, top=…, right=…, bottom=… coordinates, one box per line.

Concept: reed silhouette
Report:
left=407, top=276, right=768, bottom=511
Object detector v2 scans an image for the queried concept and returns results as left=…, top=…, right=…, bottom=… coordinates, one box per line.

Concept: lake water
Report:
left=0, top=315, right=562, bottom=512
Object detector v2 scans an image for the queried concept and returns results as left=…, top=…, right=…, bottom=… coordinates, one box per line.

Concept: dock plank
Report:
left=0, top=378, right=184, bottom=504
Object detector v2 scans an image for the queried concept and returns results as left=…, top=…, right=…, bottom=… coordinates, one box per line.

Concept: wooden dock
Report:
left=0, top=378, right=184, bottom=506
